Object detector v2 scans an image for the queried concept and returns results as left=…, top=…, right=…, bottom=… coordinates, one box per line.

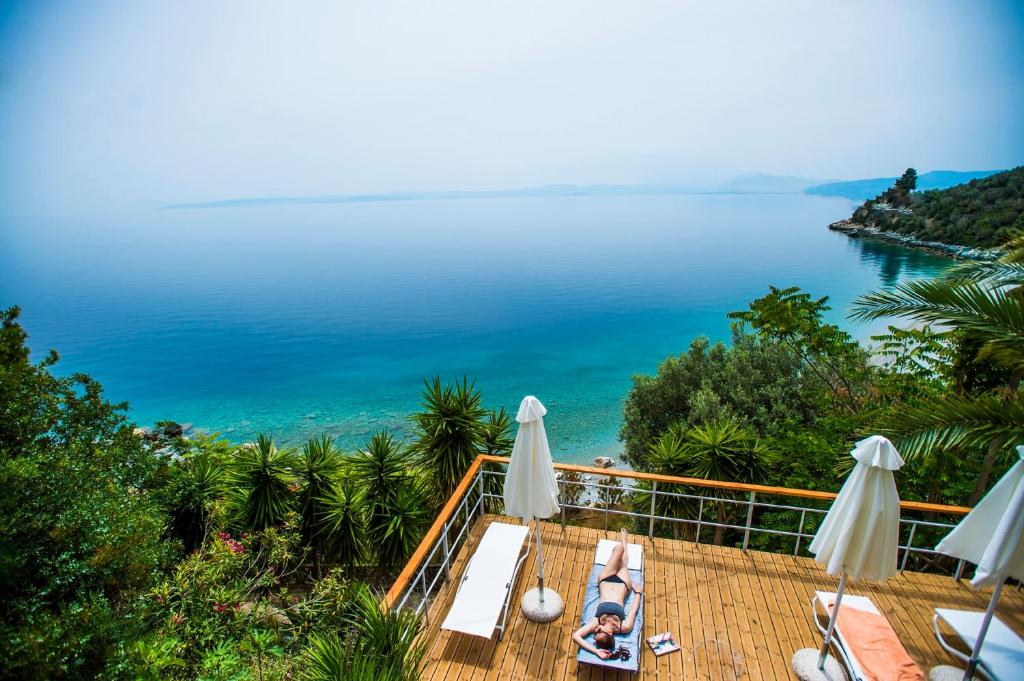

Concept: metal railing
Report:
left=383, top=455, right=972, bottom=616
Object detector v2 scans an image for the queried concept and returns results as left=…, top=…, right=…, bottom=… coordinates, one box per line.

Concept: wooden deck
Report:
left=418, top=514, right=1024, bottom=681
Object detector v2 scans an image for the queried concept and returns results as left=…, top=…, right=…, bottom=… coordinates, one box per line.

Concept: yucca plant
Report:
left=227, top=434, right=297, bottom=531
left=480, top=407, right=515, bottom=455
left=649, top=418, right=769, bottom=544
left=300, top=586, right=425, bottom=681
left=348, top=430, right=428, bottom=569
left=169, top=454, right=224, bottom=552
left=297, top=435, right=344, bottom=577
left=410, top=376, right=487, bottom=503
left=319, top=477, right=366, bottom=570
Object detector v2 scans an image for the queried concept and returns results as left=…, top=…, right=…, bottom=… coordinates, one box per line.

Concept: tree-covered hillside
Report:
left=846, top=166, right=1024, bottom=248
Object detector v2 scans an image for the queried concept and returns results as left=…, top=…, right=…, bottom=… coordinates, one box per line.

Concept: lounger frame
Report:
left=932, top=612, right=996, bottom=681
left=810, top=594, right=866, bottom=681
left=448, top=528, right=531, bottom=641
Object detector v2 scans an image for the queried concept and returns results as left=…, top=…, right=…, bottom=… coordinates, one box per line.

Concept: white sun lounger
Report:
left=440, top=521, right=530, bottom=640
left=933, top=608, right=1024, bottom=681
left=812, top=591, right=923, bottom=681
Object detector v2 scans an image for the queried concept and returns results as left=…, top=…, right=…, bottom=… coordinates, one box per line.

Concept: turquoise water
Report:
left=1, top=194, right=950, bottom=463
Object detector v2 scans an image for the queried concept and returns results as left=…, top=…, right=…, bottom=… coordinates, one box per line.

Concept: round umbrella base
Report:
left=520, top=587, right=564, bottom=622
left=791, top=648, right=848, bottom=681
left=928, top=666, right=965, bottom=681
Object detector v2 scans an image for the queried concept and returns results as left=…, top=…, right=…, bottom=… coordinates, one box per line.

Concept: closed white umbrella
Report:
left=934, top=445, right=1024, bottom=680
left=503, top=395, right=563, bottom=622
left=793, top=435, right=905, bottom=676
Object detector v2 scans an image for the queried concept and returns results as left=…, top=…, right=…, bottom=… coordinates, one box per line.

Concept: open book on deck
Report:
left=647, top=632, right=681, bottom=656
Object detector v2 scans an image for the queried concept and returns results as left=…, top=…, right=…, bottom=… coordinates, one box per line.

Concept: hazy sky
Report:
left=1, top=1, right=1022, bottom=215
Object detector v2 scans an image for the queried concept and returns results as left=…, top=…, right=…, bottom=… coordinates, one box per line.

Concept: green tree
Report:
left=0, top=306, right=173, bottom=679
left=227, top=435, right=297, bottom=531
left=319, top=478, right=366, bottom=570
left=649, top=418, right=771, bottom=545
left=168, top=453, right=225, bottom=553
left=296, top=435, right=344, bottom=577
left=852, top=233, right=1024, bottom=502
left=728, top=286, right=872, bottom=412
left=619, top=327, right=806, bottom=469
left=894, top=167, right=918, bottom=194
left=348, top=430, right=428, bottom=568
left=409, top=377, right=487, bottom=503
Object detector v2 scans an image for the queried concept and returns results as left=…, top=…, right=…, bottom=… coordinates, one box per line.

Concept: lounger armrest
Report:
left=933, top=612, right=971, bottom=667
left=810, top=595, right=829, bottom=636
left=497, top=532, right=532, bottom=641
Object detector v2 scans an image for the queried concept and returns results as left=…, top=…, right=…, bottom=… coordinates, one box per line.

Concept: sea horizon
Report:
left=1, top=192, right=951, bottom=465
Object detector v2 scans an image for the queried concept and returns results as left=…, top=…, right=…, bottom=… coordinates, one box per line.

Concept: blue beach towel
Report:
left=575, top=562, right=644, bottom=673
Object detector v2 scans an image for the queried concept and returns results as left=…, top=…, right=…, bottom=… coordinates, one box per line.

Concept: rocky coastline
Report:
left=828, top=219, right=1001, bottom=261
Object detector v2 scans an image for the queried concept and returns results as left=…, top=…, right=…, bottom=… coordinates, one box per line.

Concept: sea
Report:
left=1, top=193, right=951, bottom=464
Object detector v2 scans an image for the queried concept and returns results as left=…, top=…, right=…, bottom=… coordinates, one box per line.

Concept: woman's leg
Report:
left=598, top=543, right=625, bottom=581
left=616, top=528, right=633, bottom=589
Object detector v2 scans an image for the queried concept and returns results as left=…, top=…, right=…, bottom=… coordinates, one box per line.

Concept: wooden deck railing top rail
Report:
left=383, top=454, right=973, bottom=611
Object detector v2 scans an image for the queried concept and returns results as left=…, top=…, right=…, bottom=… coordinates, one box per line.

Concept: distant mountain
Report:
left=806, top=170, right=1002, bottom=201
left=717, top=173, right=822, bottom=194
left=829, top=166, right=1023, bottom=251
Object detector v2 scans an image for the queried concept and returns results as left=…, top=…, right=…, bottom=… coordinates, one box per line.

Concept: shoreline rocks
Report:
left=828, top=219, right=1001, bottom=261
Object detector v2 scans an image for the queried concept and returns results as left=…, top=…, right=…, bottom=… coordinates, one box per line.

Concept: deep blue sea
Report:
left=1, top=194, right=950, bottom=463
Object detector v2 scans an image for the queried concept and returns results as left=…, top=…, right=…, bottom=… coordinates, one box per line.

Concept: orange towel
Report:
left=829, top=602, right=924, bottom=681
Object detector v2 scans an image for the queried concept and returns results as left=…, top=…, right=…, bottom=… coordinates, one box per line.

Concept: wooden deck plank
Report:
left=416, top=515, right=1024, bottom=680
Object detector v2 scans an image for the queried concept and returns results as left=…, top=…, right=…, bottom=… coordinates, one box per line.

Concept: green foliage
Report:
left=300, top=586, right=425, bottom=681
left=729, top=285, right=872, bottom=411
left=410, top=376, right=487, bottom=502
left=619, top=327, right=807, bottom=469
left=168, top=454, right=225, bottom=553
left=227, top=435, right=297, bottom=531
left=480, top=406, right=515, bottom=456
left=348, top=430, right=429, bottom=568
left=850, top=166, right=1024, bottom=248
left=296, top=436, right=344, bottom=576
left=319, top=480, right=366, bottom=569
left=0, top=306, right=175, bottom=680
left=894, top=167, right=918, bottom=194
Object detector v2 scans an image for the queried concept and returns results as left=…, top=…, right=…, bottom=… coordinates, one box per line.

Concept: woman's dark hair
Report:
left=595, top=631, right=614, bottom=650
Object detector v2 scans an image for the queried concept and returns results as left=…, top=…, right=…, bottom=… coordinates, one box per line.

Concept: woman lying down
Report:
left=572, top=529, right=644, bottom=659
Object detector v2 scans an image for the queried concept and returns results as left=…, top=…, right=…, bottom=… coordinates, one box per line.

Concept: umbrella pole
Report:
left=818, top=571, right=848, bottom=669
left=534, top=517, right=545, bottom=603
left=962, top=575, right=1006, bottom=681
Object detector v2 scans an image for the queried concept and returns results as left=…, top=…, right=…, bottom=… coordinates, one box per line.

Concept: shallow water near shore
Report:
left=1, top=194, right=950, bottom=464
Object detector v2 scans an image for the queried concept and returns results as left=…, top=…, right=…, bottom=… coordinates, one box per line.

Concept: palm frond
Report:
left=875, top=392, right=1024, bottom=461
left=852, top=279, right=1024, bottom=368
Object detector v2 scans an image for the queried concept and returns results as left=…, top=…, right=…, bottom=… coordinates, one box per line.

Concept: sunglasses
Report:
left=608, top=646, right=632, bottom=661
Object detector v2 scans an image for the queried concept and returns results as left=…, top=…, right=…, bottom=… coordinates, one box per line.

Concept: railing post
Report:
left=794, top=509, right=807, bottom=556
left=695, top=498, right=704, bottom=544
left=648, top=481, right=658, bottom=538
left=476, top=466, right=485, bottom=518
left=742, top=491, right=756, bottom=551
left=954, top=559, right=965, bottom=582
left=441, top=520, right=451, bottom=583
left=420, top=570, right=430, bottom=623
left=900, top=521, right=918, bottom=573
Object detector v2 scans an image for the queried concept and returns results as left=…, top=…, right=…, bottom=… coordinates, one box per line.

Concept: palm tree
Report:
left=296, top=435, right=344, bottom=577
left=409, top=377, right=487, bottom=504
left=649, top=418, right=769, bottom=544
left=480, top=407, right=514, bottom=455
left=347, top=430, right=428, bottom=569
left=227, top=434, right=296, bottom=531
left=852, top=232, right=1024, bottom=501
left=169, top=454, right=224, bottom=552
left=301, top=586, right=424, bottom=681
left=319, top=477, right=366, bottom=571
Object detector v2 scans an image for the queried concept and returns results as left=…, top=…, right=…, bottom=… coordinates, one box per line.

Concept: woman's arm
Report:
left=572, top=621, right=610, bottom=659
left=620, top=584, right=644, bottom=634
